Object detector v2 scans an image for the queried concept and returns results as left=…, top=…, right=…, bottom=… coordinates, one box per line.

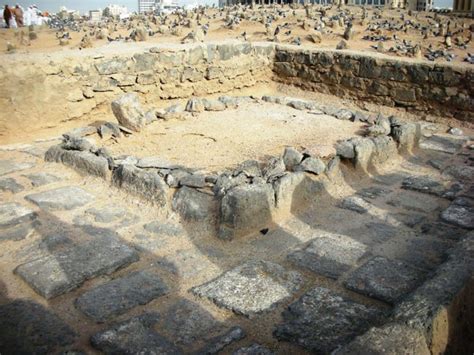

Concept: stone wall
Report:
left=273, top=45, right=474, bottom=123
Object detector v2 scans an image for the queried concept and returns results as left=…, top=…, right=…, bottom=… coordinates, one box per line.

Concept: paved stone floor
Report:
left=0, top=131, right=472, bottom=354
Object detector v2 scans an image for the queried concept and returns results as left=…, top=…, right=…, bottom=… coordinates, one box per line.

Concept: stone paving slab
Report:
left=0, top=159, right=35, bottom=176
left=15, top=230, right=139, bottom=299
left=196, top=326, right=245, bottom=355
left=25, top=186, right=95, bottom=211
left=356, top=186, right=391, bottom=200
left=420, top=221, right=469, bottom=240
left=0, top=202, right=36, bottom=228
left=76, top=270, right=168, bottom=322
left=192, top=260, right=303, bottom=317
left=344, top=256, right=427, bottom=304
left=0, top=300, right=76, bottom=354
left=288, top=233, right=368, bottom=279
left=338, top=196, right=371, bottom=214
left=419, top=135, right=464, bottom=154
left=233, top=344, right=274, bottom=355
left=387, top=193, right=441, bottom=213
left=91, top=313, right=182, bottom=354
left=85, top=205, right=128, bottom=223
left=0, top=221, right=38, bottom=242
left=0, top=177, right=24, bottom=193
left=401, top=176, right=448, bottom=197
left=440, top=198, right=474, bottom=230
left=274, top=287, right=382, bottom=353
left=24, top=172, right=61, bottom=187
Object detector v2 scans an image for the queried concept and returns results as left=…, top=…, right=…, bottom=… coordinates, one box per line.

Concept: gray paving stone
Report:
left=356, top=186, right=390, bottom=200
left=15, top=229, right=139, bottom=299
left=85, top=205, right=127, bottom=223
left=401, top=176, right=447, bottom=197
left=274, top=287, right=382, bottom=353
left=440, top=198, right=474, bottom=230
left=419, top=135, right=464, bottom=154
left=0, top=300, right=76, bottom=354
left=192, top=260, right=303, bottom=317
left=391, top=213, right=426, bottom=228
left=288, top=233, right=368, bottom=279
left=421, top=222, right=469, bottom=240
left=0, top=221, right=38, bottom=241
left=197, top=326, right=245, bottom=355
left=0, top=177, right=24, bottom=193
left=344, top=256, right=427, bottom=304
left=338, top=196, right=371, bottom=214
left=143, top=221, right=183, bottom=237
left=395, top=238, right=451, bottom=271
left=91, top=313, right=182, bottom=354
left=25, top=186, right=95, bottom=211
left=233, top=344, right=274, bottom=355
left=24, top=172, right=61, bottom=187
left=76, top=271, right=168, bottom=322
left=0, top=159, right=35, bottom=176
left=387, top=193, right=441, bottom=213
left=0, top=202, right=36, bottom=227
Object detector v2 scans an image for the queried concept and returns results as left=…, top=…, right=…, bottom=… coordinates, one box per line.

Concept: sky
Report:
left=11, top=0, right=451, bottom=14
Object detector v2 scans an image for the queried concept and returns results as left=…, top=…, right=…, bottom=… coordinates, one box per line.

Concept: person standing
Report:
left=14, top=5, right=23, bottom=27
left=3, top=5, right=12, bottom=28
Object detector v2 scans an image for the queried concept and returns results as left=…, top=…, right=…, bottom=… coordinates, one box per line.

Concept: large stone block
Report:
left=391, top=122, right=421, bottom=153
left=111, top=93, right=146, bottom=132
left=25, top=186, right=94, bottom=211
left=172, top=186, right=216, bottom=221
left=219, top=183, right=275, bottom=240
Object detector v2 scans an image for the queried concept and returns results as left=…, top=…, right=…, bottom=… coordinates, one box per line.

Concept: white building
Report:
left=138, top=0, right=158, bottom=13
left=89, top=9, right=102, bottom=22
left=104, top=4, right=130, bottom=19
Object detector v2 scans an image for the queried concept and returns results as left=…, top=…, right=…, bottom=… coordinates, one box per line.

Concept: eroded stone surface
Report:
left=76, top=271, right=168, bottom=322
left=0, top=160, right=35, bottom=176
left=24, top=172, right=61, bottom=187
left=401, top=176, right=447, bottom=197
left=274, top=287, right=382, bottom=353
left=233, top=344, right=275, bottom=355
left=192, top=260, right=302, bottom=317
left=197, top=326, right=245, bottom=355
left=0, top=177, right=24, bottom=193
left=339, top=196, right=371, bottom=214
left=25, top=186, right=95, bottom=211
left=440, top=198, right=474, bottom=229
left=0, top=202, right=36, bottom=227
left=344, top=256, right=427, bottom=304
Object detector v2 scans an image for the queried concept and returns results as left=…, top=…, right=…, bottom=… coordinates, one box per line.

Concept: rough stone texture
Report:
left=0, top=300, right=76, bottom=354
left=289, top=233, right=368, bottom=279
left=24, top=172, right=61, bottom=187
left=295, top=157, right=325, bottom=175
left=111, top=92, right=146, bottom=132
left=339, top=196, right=371, bottom=214
left=112, top=164, right=167, bottom=206
left=282, top=147, right=303, bottom=171
left=172, top=186, right=215, bottom=221
left=25, top=186, right=94, bottom=211
left=0, top=221, right=37, bottom=241
left=0, top=202, right=36, bottom=227
left=197, top=326, right=246, bottom=355
left=233, top=344, right=275, bottom=355
left=85, top=205, right=127, bottom=223
left=391, top=122, right=421, bottom=153
left=356, top=186, right=389, bottom=199
left=353, top=138, right=376, bottom=171
left=192, top=260, right=302, bottom=317
left=0, top=159, right=35, bottom=176
left=0, top=177, right=24, bottom=193
left=219, top=184, right=275, bottom=240
left=76, top=271, right=168, bottom=322
left=440, top=198, right=474, bottom=229
left=387, top=193, right=441, bottom=213
left=419, top=135, right=464, bottom=154
left=344, top=256, right=427, bottom=304
left=336, top=323, right=430, bottom=355
left=15, top=229, right=139, bottom=298
left=401, top=176, right=447, bottom=197
left=274, top=287, right=382, bottom=353
left=91, top=313, right=181, bottom=354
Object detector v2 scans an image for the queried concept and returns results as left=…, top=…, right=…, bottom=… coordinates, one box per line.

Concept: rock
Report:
left=136, top=156, right=177, bottom=169
left=91, top=314, right=181, bottom=354
left=24, top=173, right=61, bottom=187
left=15, top=227, right=139, bottom=299
left=419, top=134, right=464, bottom=154
left=344, top=256, right=427, bottom=304
left=25, top=186, right=94, bottom=211
left=233, top=344, right=274, bottom=355
left=282, top=147, right=303, bottom=171
left=0, top=300, right=76, bottom=354
left=274, top=287, right=382, bottom=353
left=85, top=205, right=128, bottom=223
left=197, top=326, right=246, bottom=354
left=233, top=160, right=262, bottom=178
left=401, top=176, right=447, bottom=197
left=192, top=260, right=302, bottom=317
left=0, top=202, right=36, bottom=228
left=61, top=135, right=96, bottom=152
left=308, top=33, right=322, bottom=44
left=99, top=122, right=123, bottom=139
left=343, top=25, right=354, bottom=40
left=76, top=271, right=168, bottom=322
left=219, top=184, right=275, bottom=240
left=356, top=186, right=390, bottom=199
left=391, top=122, right=421, bottom=153
left=262, top=157, right=286, bottom=182
left=288, top=233, right=368, bottom=279
left=172, top=186, right=215, bottom=221
left=339, top=196, right=371, bottom=214
left=111, top=93, right=146, bottom=132
left=185, top=98, right=205, bottom=112
left=336, top=140, right=355, bottom=159
left=448, top=127, right=464, bottom=136
left=296, top=157, right=325, bottom=175
left=0, top=160, right=35, bottom=176
left=353, top=138, right=375, bottom=171
left=203, top=99, right=226, bottom=111
left=387, top=193, right=440, bottom=213
left=179, top=174, right=207, bottom=188
left=213, top=173, right=248, bottom=197
left=440, top=198, right=474, bottom=229
left=0, top=177, right=24, bottom=193
left=273, top=172, right=323, bottom=213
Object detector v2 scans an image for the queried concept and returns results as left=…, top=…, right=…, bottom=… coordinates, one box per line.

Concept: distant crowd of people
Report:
left=3, top=4, right=45, bottom=28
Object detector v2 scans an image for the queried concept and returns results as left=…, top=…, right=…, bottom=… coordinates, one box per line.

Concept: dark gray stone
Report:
left=213, top=173, right=248, bottom=196
left=61, top=135, right=96, bottom=152
left=339, top=196, right=371, bottom=214
left=197, top=326, right=245, bottom=355
left=136, top=157, right=178, bottom=169
left=91, top=313, right=182, bottom=354
left=401, top=176, right=447, bottom=197
left=0, top=177, right=24, bottom=193
left=85, top=205, right=127, bottom=223
left=274, top=287, right=382, bottom=353
left=288, top=233, right=368, bottom=279
left=179, top=174, right=207, bottom=188
left=0, top=159, right=35, bottom=176
left=344, top=256, right=427, bottom=304
left=24, top=172, right=61, bottom=187
left=143, top=221, right=183, bottom=237
left=282, top=147, right=303, bottom=171
left=440, top=198, right=474, bottom=229
left=25, top=186, right=94, bottom=211
left=421, top=221, right=468, bottom=240
left=0, top=300, right=76, bottom=354
left=95, top=58, right=128, bottom=75
left=0, top=221, right=37, bottom=241
left=0, top=202, right=36, bottom=227
left=233, top=344, right=274, bottom=355
left=262, top=157, right=286, bottom=181
left=387, top=193, right=441, bottom=213
left=76, top=271, right=168, bottom=322
left=419, top=135, right=464, bottom=154
left=192, top=260, right=302, bottom=317
left=443, top=164, right=474, bottom=181
left=356, top=186, right=390, bottom=199
left=172, top=186, right=215, bottom=221
left=233, top=160, right=262, bottom=178
left=15, top=229, right=139, bottom=299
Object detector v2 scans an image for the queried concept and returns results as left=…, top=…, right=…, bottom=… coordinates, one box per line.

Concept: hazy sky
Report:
left=11, top=0, right=451, bottom=14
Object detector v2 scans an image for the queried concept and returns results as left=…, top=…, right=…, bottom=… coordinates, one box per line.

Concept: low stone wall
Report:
left=273, top=45, right=474, bottom=123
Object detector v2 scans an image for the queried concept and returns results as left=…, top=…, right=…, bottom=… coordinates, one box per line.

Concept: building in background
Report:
left=89, top=9, right=102, bottom=22
left=103, top=4, right=130, bottom=19
left=138, top=0, right=158, bottom=13
left=452, top=0, right=474, bottom=12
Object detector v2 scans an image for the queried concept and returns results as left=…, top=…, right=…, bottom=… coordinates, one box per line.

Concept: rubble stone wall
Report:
left=273, top=45, right=474, bottom=123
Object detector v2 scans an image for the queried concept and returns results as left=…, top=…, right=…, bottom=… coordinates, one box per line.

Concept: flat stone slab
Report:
left=76, top=270, right=168, bottom=322
left=15, top=230, right=139, bottom=299
left=338, top=196, right=371, bottom=214
left=387, top=193, right=441, bottom=213
left=356, top=186, right=390, bottom=200
left=233, top=344, right=274, bottom=355
left=0, top=177, right=24, bottom=193
left=85, top=205, right=128, bottom=223
left=0, top=202, right=36, bottom=227
left=274, top=287, right=382, bottom=353
left=401, top=176, right=447, bottom=197
left=197, top=326, right=245, bottom=354
left=0, top=159, right=35, bottom=176
left=288, top=233, right=368, bottom=279
left=25, top=186, right=95, bottom=211
left=344, top=256, right=427, bottom=304
left=0, top=300, right=76, bottom=354
left=24, top=172, right=61, bottom=187
left=91, top=313, right=181, bottom=354
left=143, top=221, right=183, bottom=237
left=440, top=198, right=474, bottom=230
left=419, top=135, right=464, bottom=154
left=192, top=260, right=303, bottom=317
left=0, top=221, right=37, bottom=241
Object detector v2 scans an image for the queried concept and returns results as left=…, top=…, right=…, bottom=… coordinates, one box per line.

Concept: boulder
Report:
left=111, top=93, right=146, bottom=132
left=283, top=147, right=303, bottom=172
left=172, top=186, right=216, bottom=221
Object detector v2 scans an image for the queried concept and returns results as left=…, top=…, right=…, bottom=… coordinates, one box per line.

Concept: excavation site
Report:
left=0, top=9, right=473, bottom=355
